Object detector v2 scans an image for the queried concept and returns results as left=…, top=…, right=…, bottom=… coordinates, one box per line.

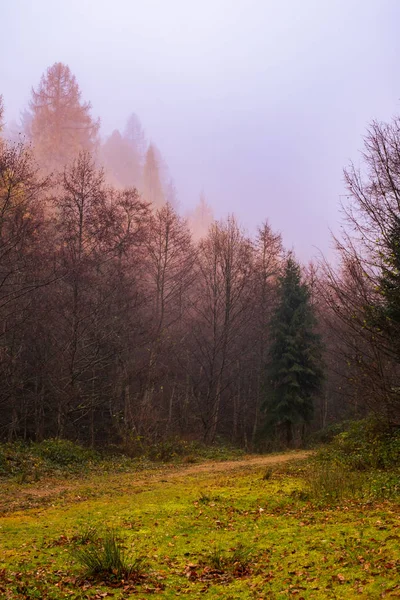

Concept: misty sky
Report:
left=2, top=0, right=400, bottom=260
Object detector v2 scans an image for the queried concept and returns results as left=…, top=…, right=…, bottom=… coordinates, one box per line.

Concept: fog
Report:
left=2, top=0, right=399, bottom=259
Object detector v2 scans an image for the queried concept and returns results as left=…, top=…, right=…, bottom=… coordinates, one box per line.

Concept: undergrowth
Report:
left=0, top=437, right=245, bottom=482
left=304, top=417, right=400, bottom=504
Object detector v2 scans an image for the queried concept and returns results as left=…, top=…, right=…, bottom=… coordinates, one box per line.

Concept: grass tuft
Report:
left=206, top=543, right=253, bottom=576
left=73, top=527, right=144, bottom=582
left=262, top=467, right=273, bottom=480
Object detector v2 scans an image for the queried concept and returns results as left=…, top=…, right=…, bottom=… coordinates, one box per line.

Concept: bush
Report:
left=36, top=439, right=98, bottom=466
left=0, top=439, right=100, bottom=481
left=304, top=418, right=400, bottom=504
left=316, top=417, right=400, bottom=471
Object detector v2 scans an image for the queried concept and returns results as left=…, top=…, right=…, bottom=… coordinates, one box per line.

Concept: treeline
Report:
left=0, top=63, right=399, bottom=448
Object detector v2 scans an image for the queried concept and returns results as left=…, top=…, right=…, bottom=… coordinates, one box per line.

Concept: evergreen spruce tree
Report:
left=264, top=256, right=323, bottom=445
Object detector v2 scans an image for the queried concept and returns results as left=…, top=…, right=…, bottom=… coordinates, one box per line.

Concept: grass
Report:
left=73, top=527, right=144, bottom=582
left=0, top=449, right=398, bottom=598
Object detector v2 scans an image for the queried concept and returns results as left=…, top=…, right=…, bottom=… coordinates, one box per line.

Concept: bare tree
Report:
left=0, top=140, right=51, bottom=439
left=136, top=203, right=196, bottom=438
left=188, top=216, right=254, bottom=442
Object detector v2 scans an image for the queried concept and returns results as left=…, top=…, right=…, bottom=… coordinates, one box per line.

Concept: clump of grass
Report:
left=71, top=525, right=98, bottom=546
left=198, top=491, right=211, bottom=504
left=208, top=546, right=225, bottom=571
left=262, top=467, right=273, bottom=480
left=230, top=543, right=253, bottom=576
left=206, top=543, right=253, bottom=576
left=73, top=528, right=144, bottom=582
left=197, top=491, right=220, bottom=504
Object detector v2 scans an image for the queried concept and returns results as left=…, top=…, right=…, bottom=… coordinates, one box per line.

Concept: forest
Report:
left=0, top=61, right=400, bottom=451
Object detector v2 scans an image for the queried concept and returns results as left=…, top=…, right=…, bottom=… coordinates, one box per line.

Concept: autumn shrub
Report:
left=0, top=442, right=42, bottom=479
left=36, top=439, right=98, bottom=467
left=316, top=417, right=400, bottom=471
left=0, top=439, right=100, bottom=481
left=305, top=418, right=400, bottom=503
left=364, top=470, right=400, bottom=500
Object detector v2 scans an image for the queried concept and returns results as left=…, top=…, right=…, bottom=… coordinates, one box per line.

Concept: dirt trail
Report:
left=0, top=451, right=312, bottom=515
left=168, top=450, right=312, bottom=477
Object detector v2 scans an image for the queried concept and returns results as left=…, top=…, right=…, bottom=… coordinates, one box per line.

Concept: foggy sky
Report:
left=2, top=0, right=400, bottom=260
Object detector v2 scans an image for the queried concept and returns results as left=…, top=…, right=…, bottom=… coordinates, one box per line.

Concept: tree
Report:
left=188, top=216, right=254, bottom=442
left=124, top=113, right=147, bottom=164
left=139, top=203, right=196, bottom=437
left=0, top=95, right=4, bottom=135
left=29, top=63, right=100, bottom=171
left=323, top=116, right=400, bottom=425
left=264, top=256, right=323, bottom=445
left=0, top=140, right=51, bottom=439
left=101, top=129, right=141, bottom=189
left=373, top=217, right=400, bottom=359
left=143, top=144, right=164, bottom=207
left=188, top=191, right=214, bottom=241
left=249, top=222, right=283, bottom=443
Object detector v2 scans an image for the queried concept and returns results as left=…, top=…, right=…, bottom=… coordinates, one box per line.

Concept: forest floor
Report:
left=0, top=450, right=399, bottom=599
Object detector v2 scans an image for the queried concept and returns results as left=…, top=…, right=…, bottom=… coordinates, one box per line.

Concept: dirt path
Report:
left=0, top=451, right=312, bottom=515
left=176, top=450, right=312, bottom=477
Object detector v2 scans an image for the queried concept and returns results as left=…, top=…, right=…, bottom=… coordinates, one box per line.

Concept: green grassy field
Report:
left=0, top=451, right=399, bottom=599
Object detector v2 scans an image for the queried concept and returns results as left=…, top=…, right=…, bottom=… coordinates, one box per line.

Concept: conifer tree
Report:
left=264, top=256, right=323, bottom=445
left=29, top=62, right=99, bottom=171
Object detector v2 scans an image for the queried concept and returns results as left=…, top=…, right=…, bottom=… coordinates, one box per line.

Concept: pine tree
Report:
left=264, top=256, right=323, bottom=445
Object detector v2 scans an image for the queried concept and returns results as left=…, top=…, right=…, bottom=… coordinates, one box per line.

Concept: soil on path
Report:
left=176, top=450, right=312, bottom=477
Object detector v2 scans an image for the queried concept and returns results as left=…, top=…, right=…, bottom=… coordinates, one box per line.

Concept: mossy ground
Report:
left=0, top=453, right=399, bottom=599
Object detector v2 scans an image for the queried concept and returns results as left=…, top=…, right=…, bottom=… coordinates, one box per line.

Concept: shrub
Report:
left=316, top=418, right=400, bottom=471
left=36, top=439, right=98, bottom=467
